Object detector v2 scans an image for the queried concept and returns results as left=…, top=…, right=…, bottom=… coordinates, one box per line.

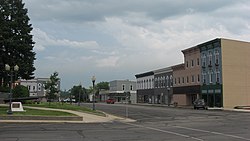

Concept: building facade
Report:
left=108, top=80, right=136, bottom=103
left=20, top=78, right=61, bottom=98
left=135, top=38, right=250, bottom=108
left=199, top=39, right=223, bottom=107
left=154, top=67, right=173, bottom=105
left=199, top=38, right=250, bottom=108
left=135, top=71, right=154, bottom=103
left=172, top=46, right=201, bottom=106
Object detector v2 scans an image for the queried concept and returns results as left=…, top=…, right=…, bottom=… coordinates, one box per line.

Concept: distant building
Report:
left=100, top=80, right=136, bottom=104
left=135, top=71, right=154, bottom=103
left=20, top=78, right=61, bottom=98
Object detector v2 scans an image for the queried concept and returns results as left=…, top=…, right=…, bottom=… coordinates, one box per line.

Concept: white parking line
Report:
left=172, top=125, right=250, bottom=141
left=124, top=122, right=204, bottom=141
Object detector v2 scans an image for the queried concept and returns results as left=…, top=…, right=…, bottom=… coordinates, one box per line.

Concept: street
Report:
left=1, top=103, right=250, bottom=141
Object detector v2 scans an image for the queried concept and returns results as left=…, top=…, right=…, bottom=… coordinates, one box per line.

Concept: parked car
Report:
left=193, top=99, right=207, bottom=109
left=106, top=99, right=115, bottom=104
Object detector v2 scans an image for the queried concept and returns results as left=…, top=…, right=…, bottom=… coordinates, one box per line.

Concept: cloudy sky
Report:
left=22, top=0, right=250, bottom=90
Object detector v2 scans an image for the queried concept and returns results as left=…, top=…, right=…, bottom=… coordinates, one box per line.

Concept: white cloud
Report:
left=23, top=0, right=250, bottom=89
left=32, top=28, right=100, bottom=51
left=96, top=56, right=120, bottom=67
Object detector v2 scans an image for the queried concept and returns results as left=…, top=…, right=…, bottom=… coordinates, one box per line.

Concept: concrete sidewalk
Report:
left=0, top=104, right=135, bottom=123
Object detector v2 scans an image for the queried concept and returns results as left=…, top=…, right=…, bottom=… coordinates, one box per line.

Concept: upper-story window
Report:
left=178, top=77, right=181, bottom=84
left=186, top=76, right=189, bottom=83
left=155, top=78, right=158, bottom=88
left=166, top=76, right=169, bottom=87
left=216, top=68, right=220, bottom=83
left=191, top=60, right=194, bottom=67
left=215, top=49, right=219, bottom=65
left=192, top=75, right=195, bottom=83
left=182, top=77, right=185, bottom=84
left=130, top=85, right=133, bottom=90
left=208, top=51, right=212, bottom=66
left=186, top=61, right=189, bottom=68
left=170, top=75, right=173, bottom=87
left=122, top=84, right=125, bottom=90
left=202, top=72, right=206, bottom=84
left=209, top=70, right=213, bottom=84
left=202, top=53, right=206, bottom=67
left=197, top=58, right=200, bottom=66
left=197, top=74, right=200, bottom=83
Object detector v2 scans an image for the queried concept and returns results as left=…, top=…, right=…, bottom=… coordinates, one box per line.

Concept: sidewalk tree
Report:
left=0, top=0, right=36, bottom=88
left=45, top=72, right=60, bottom=102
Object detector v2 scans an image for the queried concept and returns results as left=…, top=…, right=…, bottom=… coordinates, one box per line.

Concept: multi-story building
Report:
left=135, top=38, right=250, bottom=108
left=198, top=38, right=250, bottom=108
left=154, top=67, right=173, bottom=105
left=108, top=80, right=137, bottom=103
left=20, top=78, right=60, bottom=98
left=172, top=46, right=201, bottom=106
left=135, top=71, right=154, bottom=103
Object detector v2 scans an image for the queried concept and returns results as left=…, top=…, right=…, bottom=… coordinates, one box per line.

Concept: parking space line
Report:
left=172, top=125, right=250, bottom=141
left=124, top=122, right=204, bottom=141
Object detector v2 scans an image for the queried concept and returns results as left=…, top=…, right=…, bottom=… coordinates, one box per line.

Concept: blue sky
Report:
left=22, top=0, right=250, bottom=90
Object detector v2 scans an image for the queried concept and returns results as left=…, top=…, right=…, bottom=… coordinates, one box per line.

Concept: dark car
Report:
left=106, top=99, right=115, bottom=104
left=193, top=99, right=207, bottom=109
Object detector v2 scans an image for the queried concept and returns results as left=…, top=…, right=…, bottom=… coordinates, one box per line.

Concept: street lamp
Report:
left=5, top=64, right=19, bottom=115
left=78, top=82, right=81, bottom=106
left=91, top=76, right=96, bottom=110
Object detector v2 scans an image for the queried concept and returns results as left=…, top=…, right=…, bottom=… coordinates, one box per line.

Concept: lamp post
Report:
left=91, top=76, right=96, bottom=110
left=78, top=82, right=81, bottom=106
left=5, top=64, right=19, bottom=115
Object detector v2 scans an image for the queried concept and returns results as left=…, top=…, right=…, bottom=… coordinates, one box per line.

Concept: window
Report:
left=208, top=51, right=212, bottom=66
left=122, top=84, right=125, bottom=90
left=170, top=75, right=173, bottom=87
left=209, top=70, right=213, bottom=83
left=202, top=53, right=206, bottom=67
left=202, top=72, right=206, bottom=84
left=28, top=85, right=30, bottom=90
left=186, top=61, right=189, bottom=68
left=191, top=60, right=194, bottom=67
left=163, top=76, right=165, bottom=87
left=187, top=76, right=189, bottom=83
left=130, top=85, right=133, bottom=90
left=192, top=75, right=195, bottom=83
left=215, top=49, right=219, bottom=65
left=197, top=74, right=200, bottom=82
left=166, top=76, right=169, bottom=87
left=174, top=78, right=177, bottom=85
left=33, top=86, right=36, bottom=90
left=182, top=77, right=185, bottom=84
left=216, top=68, right=220, bottom=83
left=178, top=77, right=181, bottom=84
left=197, top=58, right=200, bottom=66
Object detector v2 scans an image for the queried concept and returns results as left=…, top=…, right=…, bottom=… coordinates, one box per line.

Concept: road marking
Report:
left=124, top=122, right=204, bottom=141
left=172, top=125, right=250, bottom=141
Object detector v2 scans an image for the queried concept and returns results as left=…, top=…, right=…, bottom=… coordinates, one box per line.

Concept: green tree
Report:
left=13, top=85, right=29, bottom=98
left=45, top=72, right=60, bottom=102
left=70, top=85, right=87, bottom=103
left=0, top=0, right=36, bottom=88
left=96, top=82, right=109, bottom=90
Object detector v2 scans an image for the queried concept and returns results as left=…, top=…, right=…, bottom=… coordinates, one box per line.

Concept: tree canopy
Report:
left=45, top=72, right=60, bottom=101
left=0, top=0, right=36, bottom=88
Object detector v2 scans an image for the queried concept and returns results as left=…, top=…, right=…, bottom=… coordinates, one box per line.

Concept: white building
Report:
left=20, top=78, right=60, bottom=97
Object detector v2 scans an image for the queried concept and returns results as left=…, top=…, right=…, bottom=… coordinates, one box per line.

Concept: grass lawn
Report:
left=0, top=106, right=76, bottom=116
left=25, top=102, right=105, bottom=116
